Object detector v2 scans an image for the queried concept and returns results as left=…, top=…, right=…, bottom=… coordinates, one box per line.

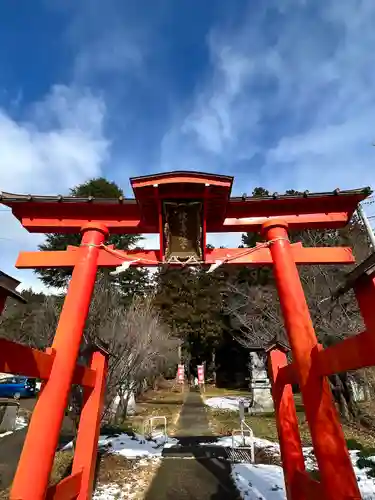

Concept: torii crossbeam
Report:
left=0, top=171, right=372, bottom=500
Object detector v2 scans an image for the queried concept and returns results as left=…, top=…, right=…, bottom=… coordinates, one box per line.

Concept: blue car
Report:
left=0, top=376, right=36, bottom=399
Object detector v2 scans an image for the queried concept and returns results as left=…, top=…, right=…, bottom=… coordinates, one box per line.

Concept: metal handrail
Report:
left=143, top=416, right=167, bottom=442
left=231, top=420, right=255, bottom=463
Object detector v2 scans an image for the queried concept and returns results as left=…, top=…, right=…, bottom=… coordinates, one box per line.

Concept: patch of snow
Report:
left=0, top=415, right=28, bottom=439
left=0, top=430, right=12, bottom=438
left=349, top=450, right=375, bottom=500
left=233, top=463, right=286, bottom=500
left=98, top=433, right=178, bottom=459
left=93, top=483, right=128, bottom=499
left=93, top=456, right=161, bottom=499
left=63, top=432, right=178, bottom=458
left=230, top=436, right=375, bottom=500
left=15, top=416, right=27, bottom=430
left=204, top=396, right=251, bottom=411
left=201, top=435, right=280, bottom=454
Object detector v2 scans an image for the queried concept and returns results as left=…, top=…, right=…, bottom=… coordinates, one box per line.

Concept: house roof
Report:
left=0, top=271, right=27, bottom=303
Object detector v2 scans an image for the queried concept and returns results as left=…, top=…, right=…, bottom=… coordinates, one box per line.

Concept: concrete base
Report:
left=250, top=383, right=274, bottom=413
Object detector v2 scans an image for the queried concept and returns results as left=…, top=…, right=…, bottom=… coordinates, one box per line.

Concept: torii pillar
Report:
left=266, top=337, right=305, bottom=500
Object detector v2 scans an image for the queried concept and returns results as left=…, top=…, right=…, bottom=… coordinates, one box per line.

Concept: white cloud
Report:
left=0, top=84, right=109, bottom=292
left=5, top=0, right=375, bottom=296
left=0, top=85, right=108, bottom=194
left=160, top=0, right=375, bottom=198
left=260, top=0, right=375, bottom=192
left=160, top=32, right=261, bottom=173
left=74, top=32, right=144, bottom=81
left=181, top=36, right=259, bottom=159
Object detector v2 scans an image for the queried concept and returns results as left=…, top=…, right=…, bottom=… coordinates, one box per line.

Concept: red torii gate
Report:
left=0, top=171, right=372, bottom=500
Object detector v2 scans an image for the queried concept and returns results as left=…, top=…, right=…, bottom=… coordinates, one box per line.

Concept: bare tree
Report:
left=83, top=275, right=178, bottom=422
left=0, top=275, right=178, bottom=426
left=0, top=294, right=61, bottom=349
left=224, top=226, right=369, bottom=420
left=225, top=280, right=285, bottom=348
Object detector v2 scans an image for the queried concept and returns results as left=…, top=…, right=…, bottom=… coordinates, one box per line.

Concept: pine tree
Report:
left=153, top=266, right=227, bottom=369
left=35, top=178, right=149, bottom=298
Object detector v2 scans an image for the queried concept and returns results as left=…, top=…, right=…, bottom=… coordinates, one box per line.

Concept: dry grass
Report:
left=90, top=383, right=185, bottom=499
left=202, top=385, right=252, bottom=398
left=0, top=450, right=75, bottom=499
left=120, top=383, right=185, bottom=436
left=90, top=382, right=184, bottom=498
left=94, top=454, right=161, bottom=499
left=205, top=392, right=375, bottom=448
left=0, top=488, right=9, bottom=500
left=49, top=449, right=74, bottom=486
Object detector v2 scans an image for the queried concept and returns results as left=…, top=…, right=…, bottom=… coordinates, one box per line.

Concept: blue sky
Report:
left=0, top=0, right=375, bottom=292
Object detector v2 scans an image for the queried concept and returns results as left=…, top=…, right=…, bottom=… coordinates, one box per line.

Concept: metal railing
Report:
left=231, top=419, right=255, bottom=463
left=143, top=416, right=167, bottom=442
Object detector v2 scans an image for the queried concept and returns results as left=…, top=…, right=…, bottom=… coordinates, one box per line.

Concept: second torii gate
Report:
left=0, top=171, right=372, bottom=499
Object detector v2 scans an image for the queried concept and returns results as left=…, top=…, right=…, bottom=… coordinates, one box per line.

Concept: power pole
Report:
left=357, top=202, right=375, bottom=250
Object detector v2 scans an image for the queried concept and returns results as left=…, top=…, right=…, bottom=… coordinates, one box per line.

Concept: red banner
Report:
left=197, top=365, right=205, bottom=384
left=177, top=364, right=184, bottom=383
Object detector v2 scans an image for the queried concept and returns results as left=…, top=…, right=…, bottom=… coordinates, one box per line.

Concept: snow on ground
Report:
left=233, top=464, right=286, bottom=500
left=0, top=415, right=28, bottom=439
left=93, top=483, right=125, bottom=500
left=93, top=457, right=162, bottom=500
left=204, top=396, right=251, bottom=411
left=203, top=434, right=375, bottom=499
left=201, top=434, right=280, bottom=455
left=98, top=433, right=178, bottom=459
left=15, top=415, right=27, bottom=430
left=63, top=432, right=178, bottom=459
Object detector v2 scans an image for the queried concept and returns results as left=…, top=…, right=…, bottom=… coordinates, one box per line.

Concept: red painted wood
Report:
left=268, top=349, right=305, bottom=499
left=293, top=471, right=325, bottom=500
left=226, top=194, right=365, bottom=218
left=15, top=245, right=355, bottom=269
left=131, top=172, right=232, bottom=188
left=277, top=327, right=375, bottom=385
left=276, top=362, right=298, bottom=386
left=45, top=471, right=82, bottom=499
left=355, top=275, right=375, bottom=332
left=72, top=351, right=108, bottom=499
left=0, top=338, right=96, bottom=388
left=18, top=211, right=352, bottom=233
left=221, top=212, right=350, bottom=231
left=317, top=330, right=375, bottom=375
left=10, top=224, right=108, bottom=500
left=262, top=220, right=361, bottom=500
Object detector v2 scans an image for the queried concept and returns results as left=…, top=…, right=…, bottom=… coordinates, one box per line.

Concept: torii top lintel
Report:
left=0, top=170, right=371, bottom=234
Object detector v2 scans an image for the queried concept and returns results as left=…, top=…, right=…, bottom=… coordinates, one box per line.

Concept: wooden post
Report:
left=72, top=350, right=108, bottom=499
left=10, top=223, right=108, bottom=500
left=268, top=348, right=305, bottom=499
left=263, top=220, right=360, bottom=500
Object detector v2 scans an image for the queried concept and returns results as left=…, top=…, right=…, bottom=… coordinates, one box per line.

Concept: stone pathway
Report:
left=144, top=388, right=241, bottom=500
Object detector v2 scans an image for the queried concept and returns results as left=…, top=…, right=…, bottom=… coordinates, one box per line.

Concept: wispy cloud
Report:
left=2, top=0, right=375, bottom=292
left=0, top=84, right=108, bottom=291
left=0, top=84, right=108, bottom=194
left=160, top=0, right=375, bottom=195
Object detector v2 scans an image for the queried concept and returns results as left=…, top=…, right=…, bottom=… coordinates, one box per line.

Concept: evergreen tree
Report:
left=153, top=266, right=227, bottom=369
left=35, top=177, right=149, bottom=298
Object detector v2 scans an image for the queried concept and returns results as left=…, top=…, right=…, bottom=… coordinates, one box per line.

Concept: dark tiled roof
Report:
left=0, top=187, right=371, bottom=205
